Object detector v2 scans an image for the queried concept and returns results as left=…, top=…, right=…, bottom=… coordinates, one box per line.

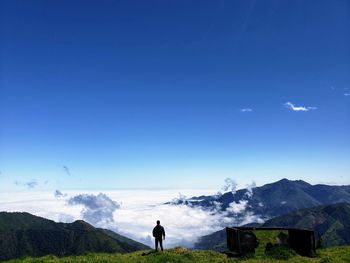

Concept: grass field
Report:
left=5, top=246, right=350, bottom=263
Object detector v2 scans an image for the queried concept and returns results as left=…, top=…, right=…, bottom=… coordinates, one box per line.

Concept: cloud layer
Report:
left=0, top=187, right=264, bottom=248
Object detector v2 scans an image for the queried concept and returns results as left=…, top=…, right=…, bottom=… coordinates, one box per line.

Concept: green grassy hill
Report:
left=0, top=212, right=149, bottom=261
left=4, top=246, right=350, bottom=263
left=263, top=202, right=350, bottom=246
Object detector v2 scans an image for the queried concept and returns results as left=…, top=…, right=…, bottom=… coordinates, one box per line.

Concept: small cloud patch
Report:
left=62, top=166, right=71, bottom=176
left=54, top=190, right=67, bottom=198
left=283, top=102, right=317, bottom=112
left=221, top=178, right=238, bottom=195
left=240, top=108, right=253, bottom=113
left=15, top=180, right=38, bottom=189
left=68, top=193, right=120, bottom=226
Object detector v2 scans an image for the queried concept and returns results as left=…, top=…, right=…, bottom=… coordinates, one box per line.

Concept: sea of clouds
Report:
left=0, top=183, right=262, bottom=248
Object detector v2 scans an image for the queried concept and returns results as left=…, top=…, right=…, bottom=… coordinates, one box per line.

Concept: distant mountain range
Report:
left=0, top=212, right=149, bottom=261
left=194, top=202, right=350, bottom=251
left=173, top=179, right=350, bottom=222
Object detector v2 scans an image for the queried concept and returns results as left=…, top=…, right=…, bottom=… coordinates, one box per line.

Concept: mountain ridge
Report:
left=174, top=179, right=350, bottom=221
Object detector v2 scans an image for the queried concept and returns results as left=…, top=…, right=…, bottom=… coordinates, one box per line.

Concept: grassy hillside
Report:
left=263, top=202, right=350, bottom=246
left=99, top=229, right=149, bottom=251
left=0, top=212, right=149, bottom=260
left=4, top=246, right=350, bottom=263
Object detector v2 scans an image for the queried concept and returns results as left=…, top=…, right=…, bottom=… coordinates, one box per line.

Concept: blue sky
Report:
left=0, top=0, right=349, bottom=190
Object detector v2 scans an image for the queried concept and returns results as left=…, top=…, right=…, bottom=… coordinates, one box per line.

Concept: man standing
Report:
left=152, top=220, right=165, bottom=251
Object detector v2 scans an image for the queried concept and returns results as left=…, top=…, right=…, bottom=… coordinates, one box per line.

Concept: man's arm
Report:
left=162, top=227, right=165, bottom=239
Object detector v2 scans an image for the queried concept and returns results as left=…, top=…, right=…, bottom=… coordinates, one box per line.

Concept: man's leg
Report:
left=155, top=239, right=158, bottom=251
left=159, top=239, right=163, bottom=251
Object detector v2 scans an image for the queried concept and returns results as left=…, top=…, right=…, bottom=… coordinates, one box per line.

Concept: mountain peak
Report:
left=71, top=220, right=95, bottom=231
left=274, top=178, right=311, bottom=188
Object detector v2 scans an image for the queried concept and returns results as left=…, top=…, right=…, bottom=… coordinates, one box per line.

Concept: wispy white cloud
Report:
left=62, top=165, right=71, bottom=176
left=170, top=192, right=188, bottom=204
left=240, top=108, right=253, bottom=113
left=54, top=190, right=67, bottom=198
left=24, top=181, right=38, bottom=189
left=283, top=102, right=317, bottom=112
left=221, top=178, right=238, bottom=195
left=245, top=181, right=257, bottom=198
left=344, top=93, right=350, bottom=96
left=15, top=180, right=38, bottom=189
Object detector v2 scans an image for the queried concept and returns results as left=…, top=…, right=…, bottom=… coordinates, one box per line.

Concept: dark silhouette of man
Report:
left=152, top=220, right=165, bottom=251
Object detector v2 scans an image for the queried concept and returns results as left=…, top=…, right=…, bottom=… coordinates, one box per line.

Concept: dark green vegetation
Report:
left=4, top=246, right=350, bottom=263
left=194, top=203, right=350, bottom=250
left=253, top=230, right=290, bottom=257
left=195, top=229, right=290, bottom=253
left=99, top=229, right=150, bottom=251
left=263, top=202, right=350, bottom=246
left=194, top=226, right=228, bottom=251
left=0, top=212, right=149, bottom=261
left=264, top=245, right=297, bottom=260
left=178, top=179, right=350, bottom=220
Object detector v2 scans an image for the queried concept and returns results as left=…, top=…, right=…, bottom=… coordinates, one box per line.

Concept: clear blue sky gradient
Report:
left=0, top=0, right=349, bottom=190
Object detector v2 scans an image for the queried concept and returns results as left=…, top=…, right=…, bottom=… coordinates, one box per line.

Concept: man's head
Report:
left=156, top=220, right=160, bottom=225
